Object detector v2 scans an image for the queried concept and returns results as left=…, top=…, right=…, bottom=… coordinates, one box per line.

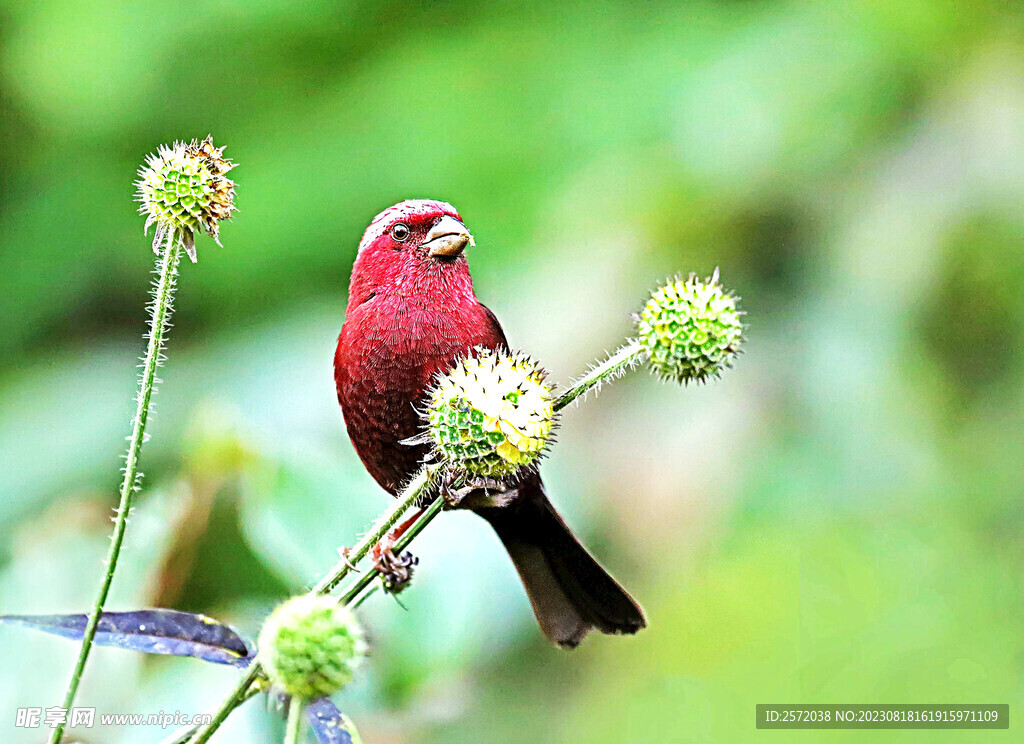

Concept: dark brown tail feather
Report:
left=480, top=478, right=646, bottom=648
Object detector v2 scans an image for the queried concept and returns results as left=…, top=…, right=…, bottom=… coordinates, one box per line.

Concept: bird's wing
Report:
left=480, top=303, right=510, bottom=351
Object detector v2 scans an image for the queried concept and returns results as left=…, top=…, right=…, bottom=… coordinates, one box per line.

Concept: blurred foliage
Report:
left=2, top=0, right=1024, bottom=742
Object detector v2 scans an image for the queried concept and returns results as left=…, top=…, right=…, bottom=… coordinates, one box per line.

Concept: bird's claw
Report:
left=443, top=476, right=513, bottom=509
left=336, top=546, right=361, bottom=573
left=369, top=540, right=391, bottom=572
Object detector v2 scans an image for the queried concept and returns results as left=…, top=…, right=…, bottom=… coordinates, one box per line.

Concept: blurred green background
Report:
left=2, top=1, right=1024, bottom=742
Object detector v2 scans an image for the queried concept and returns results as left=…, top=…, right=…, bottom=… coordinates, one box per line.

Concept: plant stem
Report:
left=347, top=582, right=380, bottom=610
left=284, top=697, right=305, bottom=744
left=336, top=339, right=646, bottom=607
left=554, top=338, right=646, bottom=411
left=188, top=465, right=440, bottom=744
left=158, top=685, right=262, bottom=744
left=184, top=339, right=647, bottom=744
left=189, top=666, right=262, bottom=744
left=340, top=495, right=444, bottom=604
left=312, top=464, right=439, bottom=594
left=51, top=230, right=183, bottom=744
left=186, top=336, right=646, bottom=743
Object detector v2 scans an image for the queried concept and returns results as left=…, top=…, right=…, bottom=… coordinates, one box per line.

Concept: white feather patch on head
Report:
left=358, top=199, right=461, bottom=253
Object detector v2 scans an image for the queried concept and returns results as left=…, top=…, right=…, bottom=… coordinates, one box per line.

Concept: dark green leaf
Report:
left=0, top=609, right=253, bottom=667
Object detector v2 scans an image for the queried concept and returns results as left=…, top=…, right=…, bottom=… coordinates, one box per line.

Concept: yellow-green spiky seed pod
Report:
left=638, top=272, right=743, bottom=384
left=257, top=596, right=366, bottom=700
left=426, top=348, right=555, bottom=478
left=135, top=136, right=236, bottom=262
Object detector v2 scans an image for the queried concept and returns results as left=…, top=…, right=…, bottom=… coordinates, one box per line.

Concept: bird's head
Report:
left=347, top=199, right=476, bottom=309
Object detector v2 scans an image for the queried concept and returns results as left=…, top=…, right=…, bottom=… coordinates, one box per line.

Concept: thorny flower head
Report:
left=135, top=136, right=236, bottom=262
left=257, top=595, right=366, bottom=700
left=638, top=271, right=744, bottom=384
left=425, top=348, right=556, bottom=479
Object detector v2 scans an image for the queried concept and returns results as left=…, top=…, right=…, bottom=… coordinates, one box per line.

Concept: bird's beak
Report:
left=423, top=215, right=475, bottom=259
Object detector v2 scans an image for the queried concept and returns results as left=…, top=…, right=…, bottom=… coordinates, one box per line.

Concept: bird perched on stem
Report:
left=334, top=199, right=645, bottom=647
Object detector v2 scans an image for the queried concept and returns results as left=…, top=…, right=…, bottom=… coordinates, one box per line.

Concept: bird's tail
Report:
left=480, top=479, right=646, bottom=648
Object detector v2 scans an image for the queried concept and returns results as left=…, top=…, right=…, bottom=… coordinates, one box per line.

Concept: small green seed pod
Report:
left=258, top=596, right=366, bottom=699
left=426, top=349, right=555, bottom=478
left=638, top=272, right=743, bottom=384
left=135, top=136, right=236, bottom=262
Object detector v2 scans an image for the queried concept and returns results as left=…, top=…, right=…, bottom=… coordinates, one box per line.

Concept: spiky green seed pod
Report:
left=638, top=272, right=743, bottom=384
left=426, top=348, right=555, bottom=478
left=135, top=136, right=236, bottom=262
left=257, top=596, right=366, bottom=700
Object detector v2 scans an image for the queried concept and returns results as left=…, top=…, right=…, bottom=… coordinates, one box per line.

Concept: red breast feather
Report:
left=334, top=200, right=505, bottom=493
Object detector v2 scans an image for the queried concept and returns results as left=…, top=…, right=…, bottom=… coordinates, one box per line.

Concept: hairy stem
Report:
left=554, top=338, right=646, bottom=411
left=158, top=685, right=262, bottom=744
left=340, top=495, right=444, bottom=604
left=189, top=666, right=262, bottom=744
left=188, top=466, right=440, bottom=744
left=284, top=697, right=305, bottom=744
left=312, top=464, right=439, bottom=594
left=51, top=230, right=183, bottom=744
left=347, top=582, right=380, bottom=610
left=186, top=336, right=646, bottom=742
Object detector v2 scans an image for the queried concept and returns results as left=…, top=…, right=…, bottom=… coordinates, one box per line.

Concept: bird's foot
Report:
left=443, top=476, right=514, bottom=509
left=370, top=508, right=423, bottom=571
left=369, top=542, right=392, bottom=572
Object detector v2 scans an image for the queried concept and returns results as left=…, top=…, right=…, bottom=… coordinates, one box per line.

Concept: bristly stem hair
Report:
left=51, top=230, right=183, bottom=744
left=554, top=338, right=647, bottom=411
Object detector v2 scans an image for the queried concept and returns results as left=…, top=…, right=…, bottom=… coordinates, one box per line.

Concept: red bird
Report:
left=334, top=199, right=645, bottom=647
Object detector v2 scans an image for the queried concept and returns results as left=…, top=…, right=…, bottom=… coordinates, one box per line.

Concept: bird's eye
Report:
left=391, top=223, right=410, bottom=242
